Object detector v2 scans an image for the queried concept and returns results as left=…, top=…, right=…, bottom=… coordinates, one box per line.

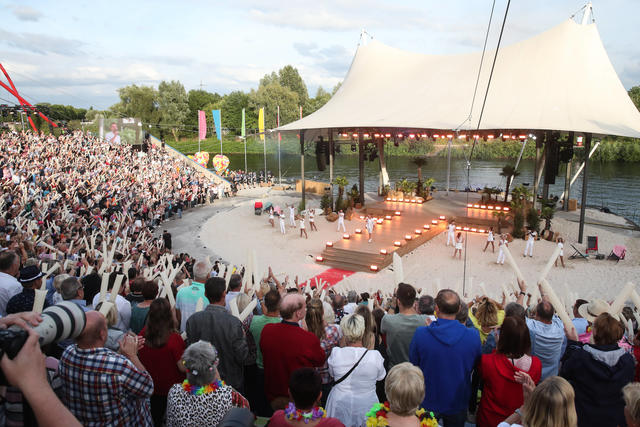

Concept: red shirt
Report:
left=138, top=330, right=186, bottom=396
left=477, top=353, right=542, bottom=427
left=260, top=322, right=326, bottom=401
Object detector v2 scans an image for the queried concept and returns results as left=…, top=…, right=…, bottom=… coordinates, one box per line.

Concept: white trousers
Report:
left=524, top=240, right=534, bottom=256
left=447, top=231, right=454, bottom=246
left=337, top=219, right=346, bottom=232
left=289, top=215, right=295, bottom=226
left=280, top=221, right=286, bottom=234
left=497, top=248, right=505, bottom=264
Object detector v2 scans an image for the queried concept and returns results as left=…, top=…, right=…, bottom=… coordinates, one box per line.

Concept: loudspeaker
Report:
left=315, top=137, right=327, bottom=171
left=544, top=132, right=560, bottom=185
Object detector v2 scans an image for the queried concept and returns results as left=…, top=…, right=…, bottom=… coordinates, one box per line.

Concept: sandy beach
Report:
left=167, top=187, right=640, bottom=302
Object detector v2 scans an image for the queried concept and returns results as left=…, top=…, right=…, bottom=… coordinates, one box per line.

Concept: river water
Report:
left=225, top=153, right=640, bottom=223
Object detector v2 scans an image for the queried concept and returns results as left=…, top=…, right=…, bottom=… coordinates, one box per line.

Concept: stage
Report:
left=318, top=192, right=501, bottom=272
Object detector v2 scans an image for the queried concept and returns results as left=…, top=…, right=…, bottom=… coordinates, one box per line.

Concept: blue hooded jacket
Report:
left=409, top=318, right=481, bottom=415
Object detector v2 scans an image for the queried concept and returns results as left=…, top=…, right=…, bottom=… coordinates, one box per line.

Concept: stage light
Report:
left=370, top=265, right=379, bottom=271
left=398, top=198, right=404, bottom=202
left=359, top=215, right=365, bottom=219
left=439, top=215, right=446, bottom=220
left=364, top=133, right=370, bottom=138
left=355, top=228, right=362, bottom=234
left=447, top=134, right=453, bottom=139
left=343, top=234, right=350, bottom=239
left=409, top=133, right=416, bottom=139
left=487, top=205, right=494, bottom=210
left=495, top=206, right=502, bottom=210
left=405, top=235, right=412, bottom=240
left=421, top=134, right=428, bottom=138
left=394, top=241, right=402, bottom=247
left=392, top=198, right=397, bottom=202
left=480, top=205, right=486, bottom=209
left=418, top=199, right=424, bottom=204
left=385, top=215, right=392, bottom=220
left=488, top=134, right=495, bottom=139
left=374, top=133, right=380, bottom=138
left=423, top=224, right=430, bottom=229
left=415, top=229, right=422, bottom=234
left=396, top=133, right=403, bottom=138
left=459, top=134, right=467, bottom=140
left=352, top=133, right=358, bottom=138
left=395, top=211, right=401, bottom=216
left=326, top=241, right=333, bottom=247
left=467, top=203, right=473, bottom=208
left=463, top=226, right=470, bottom=231
left=473, top=134, right=480, bottom=139
left=410, top=199, right=416, bottom=203
left=503, top=207, right=510, bottom=211
left=386, top=197, right=391, bottom=201
left=385, top=133, right=391, bottom=138
left=471, top=228, right=477, bottom=232
left=474, top=204, right=480, bottom=208
left=433, top=134, right=440, bottom=138
left=431, top=220, right=438, bottom=224
left=519, top=135, right=527, bottom=140
left=456, top=226, right=462, bottom=230
left=316, top=256, right=324, bottom=262
left=377, top=219, right=383, bottom=224
left=341, top=133, right=348, bottom=137
left=511, top=135, right=517, bottom=140
left=479, top=229, right=485, bottom=233
left=380, top=249, right=388, bottom=255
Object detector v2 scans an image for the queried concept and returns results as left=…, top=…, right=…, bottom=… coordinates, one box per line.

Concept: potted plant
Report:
left=424, top=178, right=435, bottom=199
left=500, top=164, right=520, bottom=203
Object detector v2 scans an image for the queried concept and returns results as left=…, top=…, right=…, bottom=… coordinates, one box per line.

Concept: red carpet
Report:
left=301, top=268, right=355, bottom=289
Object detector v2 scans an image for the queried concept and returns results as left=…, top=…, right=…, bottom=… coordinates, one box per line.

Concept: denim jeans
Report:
left=177, top=208, right=182, bottom=219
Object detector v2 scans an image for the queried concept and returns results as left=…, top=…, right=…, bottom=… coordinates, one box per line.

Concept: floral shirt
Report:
left=317, top=324, right=342, bottom=384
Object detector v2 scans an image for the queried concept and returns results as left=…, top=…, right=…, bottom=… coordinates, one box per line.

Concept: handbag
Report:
left=332, top=349, right=369, bottom=386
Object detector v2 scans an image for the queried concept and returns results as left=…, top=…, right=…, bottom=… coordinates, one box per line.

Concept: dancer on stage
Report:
left=365, top=214, right=374, bottom=243
left=453, top=232, right=464, bottom=259
left=289, top=204, right=296, bottom=227
left=299, top=216, right=308, bottom=239
left=483, top=226, right=495, bottom=253
left=309, top=209, right=318, bottom=231
left=524, top=227, right=537, bottom=257
left=446, top=220, right=456, bottom=246
left=497, top=234, right=507, bottom=264
left=337, top=210, right=346, bottom=232
left=279, top=214, right=286, bottom=235
left=555, top=237, right=566, bottom=268
left=268, top=207, right=275, bottom=228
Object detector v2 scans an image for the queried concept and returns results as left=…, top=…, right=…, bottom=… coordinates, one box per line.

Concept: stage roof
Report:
left=278, top=19, right=640, bottom=138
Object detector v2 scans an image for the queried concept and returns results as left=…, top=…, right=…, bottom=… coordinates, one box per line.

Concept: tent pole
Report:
left=563, top=132, right=574, bottom=211
left=578, top=133, right=592, bottom=244
left=329, top=130, right=334, bottom=208
left=533, top=132, right=545, bottom=209
left=358, top=133, right=365, bottom=206
left=446, top=137, right=452, bottom=196
left=300, top=130, right=306, bottom=207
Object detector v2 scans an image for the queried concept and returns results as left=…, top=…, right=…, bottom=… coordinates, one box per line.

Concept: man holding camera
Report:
left=58, top=311, right=154, bottom=425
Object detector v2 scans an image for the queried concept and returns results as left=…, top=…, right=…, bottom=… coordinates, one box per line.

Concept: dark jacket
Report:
left=409, top=318, right=481, bottom=415
left=560, top=340, right=634, bottom=427
left=186, top=304, right=248, bottom=392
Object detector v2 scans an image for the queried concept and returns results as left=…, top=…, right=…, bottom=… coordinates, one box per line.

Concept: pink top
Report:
left=268, top=410, right=345, bottom=427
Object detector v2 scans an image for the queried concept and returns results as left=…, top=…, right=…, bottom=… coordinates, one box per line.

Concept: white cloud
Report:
left=0, top=29, right=83, bottom=56
left=11, top=5, right=43, bottom=22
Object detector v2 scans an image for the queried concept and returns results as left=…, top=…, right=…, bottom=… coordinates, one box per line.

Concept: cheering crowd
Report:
left=1, top=130, right=640, bottom=427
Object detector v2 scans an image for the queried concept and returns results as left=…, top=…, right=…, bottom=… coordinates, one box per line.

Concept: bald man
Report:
left=260, top=293, right=325, bottom=410
left=58, top=311, right=154, bottom=426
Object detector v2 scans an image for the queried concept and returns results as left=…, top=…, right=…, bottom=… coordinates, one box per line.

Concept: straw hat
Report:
left=578, top=299, right=611, bottom=322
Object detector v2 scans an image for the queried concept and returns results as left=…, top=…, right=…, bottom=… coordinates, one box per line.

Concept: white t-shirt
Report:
left=91, top=293, right=132, bottom=332
left=105, top=131, right=121, bottom=144
left=528, top=231, right=537, bottom=242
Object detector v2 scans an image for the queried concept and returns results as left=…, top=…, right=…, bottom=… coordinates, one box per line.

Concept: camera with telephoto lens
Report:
left=0, top=301, right=86, bottom=360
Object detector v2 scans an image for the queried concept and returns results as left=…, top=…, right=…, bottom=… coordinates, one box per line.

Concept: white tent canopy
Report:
left=278, top=19, right=640, bottom=138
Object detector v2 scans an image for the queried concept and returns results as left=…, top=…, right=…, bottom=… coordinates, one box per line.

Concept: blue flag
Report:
left=211, top=109, right=222, bottom=142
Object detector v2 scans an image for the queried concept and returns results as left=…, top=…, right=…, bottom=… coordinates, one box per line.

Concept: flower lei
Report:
left=284, top=402, right=327, bottom=424
left=181, top=379, right=224, bottom=396
left=366, top=402, right=438, bottom=427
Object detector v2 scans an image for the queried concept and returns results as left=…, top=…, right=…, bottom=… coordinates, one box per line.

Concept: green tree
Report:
left=411, top=156, right=428, bottom=196
left=334, top=176, right=349, bottom=211
left=332, top=82, right=342, bottom=95
left=250, top=82, right=299, bottom=129
left=541, top=206, right=555, bottom=231
left=278, top=65, right=308, bottom=105
left=304, top=86, right=332, bottom=116
left=219, top=91, right=251, bottom=135
left=110, top=85, right=159, bottom=124
left=629, top=86, right=640, bottom=112
left=158, top=80, right=189, bottom=142
left=500, top=164, right=520, bottom=202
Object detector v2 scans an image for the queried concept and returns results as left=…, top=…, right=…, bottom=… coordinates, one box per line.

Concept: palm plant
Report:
left=500, top=164, right=520, bottom=202
left=541, top=204, right=556, bottom=231
left=510, top=185, right=533, bottom=212
left=412, top=156, right=428, bottom=197
left=492, top=210, right=507, bottom=233
left=333, top=176, right=348, bottom=211
left=423, top=177, right=435, bottom=198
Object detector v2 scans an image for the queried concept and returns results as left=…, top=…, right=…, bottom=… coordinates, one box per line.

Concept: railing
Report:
left=148, top=135, right=230, bottom=187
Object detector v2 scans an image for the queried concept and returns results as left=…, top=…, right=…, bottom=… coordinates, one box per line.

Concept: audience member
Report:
left=60, top=276, right=89, bottom=311
left=175, top=260, right=210, bottom=331
left=130, top=280, right=158, bottom=334
left=7, top=265, right=48, bottom=314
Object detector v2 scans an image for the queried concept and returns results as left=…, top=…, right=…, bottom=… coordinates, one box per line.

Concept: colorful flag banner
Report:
left=241, top=108, right=246, bottom=138
left=211, top=109, right=222, bottom=142
left=198, top=110, right=207, bottom=141
left=258, top=108, right=265, bottom=141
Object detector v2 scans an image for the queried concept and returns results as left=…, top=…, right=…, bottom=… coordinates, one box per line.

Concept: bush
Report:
left=320, top=194, right=331, bottom=212
left=526, top=208, right=541, bottom=233
left=513, top=211, right=525, bottom=239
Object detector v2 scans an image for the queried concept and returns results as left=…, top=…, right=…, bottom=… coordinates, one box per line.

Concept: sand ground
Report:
left=164, top=187, right=640, bottom=302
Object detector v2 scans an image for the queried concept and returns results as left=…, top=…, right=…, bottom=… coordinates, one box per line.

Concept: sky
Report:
left=1, top=0, right=639, bottom=110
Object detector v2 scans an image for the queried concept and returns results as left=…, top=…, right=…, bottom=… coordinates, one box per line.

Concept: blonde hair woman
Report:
left=623, top=383, right=640, bottom=427
left=325, top=314, right=385, bottom=427
left=468, top=297, right=505, bottom=343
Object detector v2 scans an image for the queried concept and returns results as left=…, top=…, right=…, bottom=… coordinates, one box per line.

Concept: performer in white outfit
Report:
left=497, top=234, right=507, bottom=264
left=337, top=210, right=346, bottom=232
left=289, top=205, right=296, bottom=227
left=268, top=208, right=275, bottom=228
left=524, top=228, right=537, bottom=257
left=365, top=214, right=374, bottom=243
left=309, top=210, right=318, bottom=231
left=446, top=220, right=456, bottom=246
left=555, top=237, right=566, bottom=268
left=279, top=214, right=286, bottom=234
left=299, top=216, right=308, bottom=239
left=453, top=232, right=464, bottom=259
left=483, top=227, right=495, bottom=253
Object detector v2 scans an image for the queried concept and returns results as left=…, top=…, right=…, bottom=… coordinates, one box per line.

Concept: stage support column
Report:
left=377, top=137, right=389, bottom=195
left=358, top=134, right=365, bottom=206
left=578, top=133, right=591, bottom=244
left=563, top=132, right=574, bottom=212
left=329, top=130, right=334, bottom=207
left=300, top=130, right=306, bottom=207
left=542, top=131, right=551, bottom=202
left=446, top=136, right=452, bottom=196
left=533, top=132, right=545, bottom=209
